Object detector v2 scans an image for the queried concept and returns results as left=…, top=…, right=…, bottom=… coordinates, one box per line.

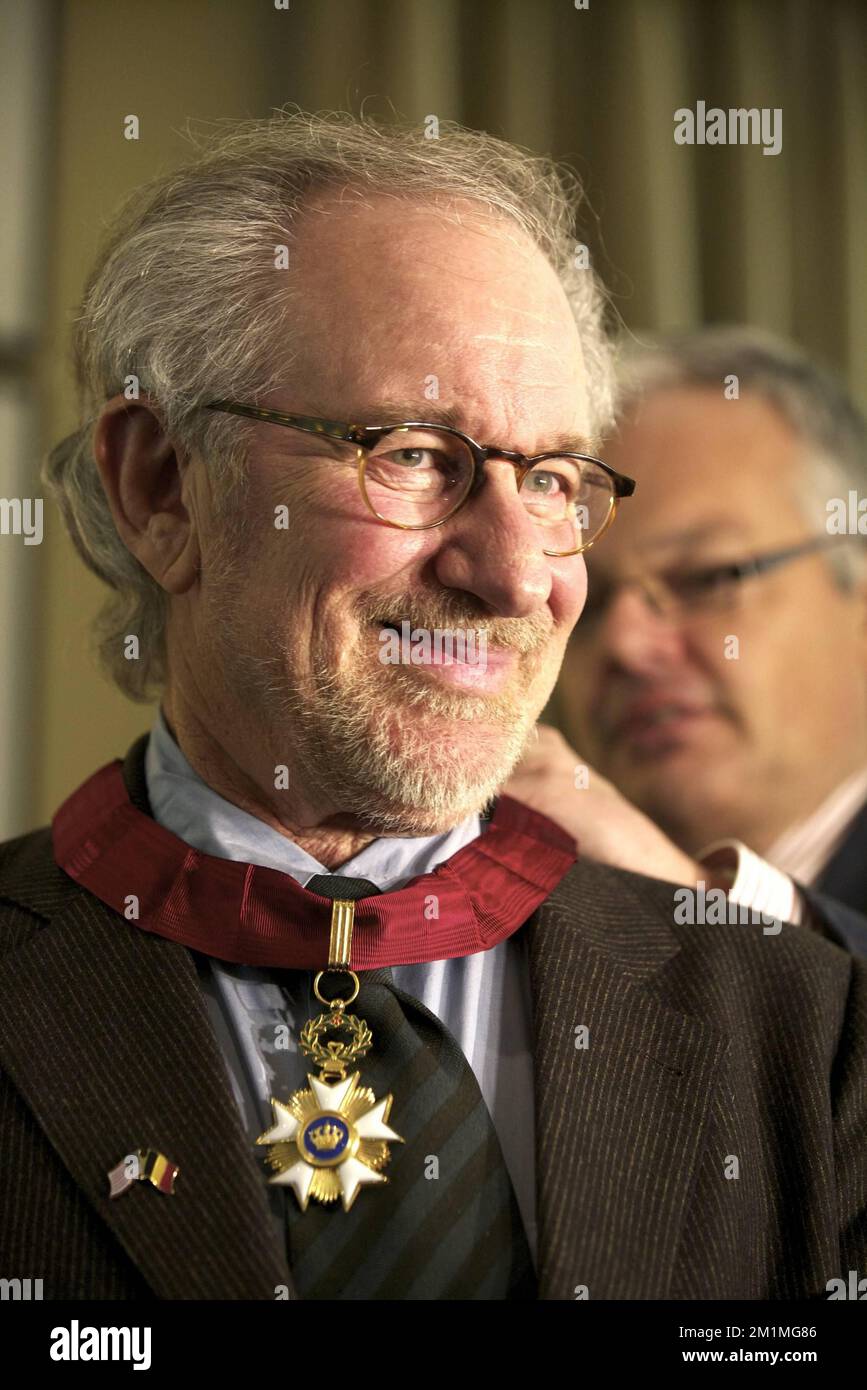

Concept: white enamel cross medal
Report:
left=255, top=894, right=403, bottom=1212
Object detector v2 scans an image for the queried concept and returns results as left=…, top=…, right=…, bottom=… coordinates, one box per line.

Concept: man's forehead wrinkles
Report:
left=470, top=333, right=564, bottom=351
left=486, top=298, right=564, bottom=325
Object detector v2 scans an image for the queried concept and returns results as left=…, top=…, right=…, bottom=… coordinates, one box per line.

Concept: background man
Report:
left=544, top=327, right=867, bottom=942
left=1, top=122, right=866, bottom=1301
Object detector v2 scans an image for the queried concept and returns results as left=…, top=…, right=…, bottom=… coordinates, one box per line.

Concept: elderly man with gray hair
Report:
left=0, top=116, right=866, bottom=1303
left=517, top=326, right=867, bottom=953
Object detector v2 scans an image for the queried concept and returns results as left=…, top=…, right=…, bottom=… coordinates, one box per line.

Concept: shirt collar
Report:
left=764, top=764, right=867, bottom=883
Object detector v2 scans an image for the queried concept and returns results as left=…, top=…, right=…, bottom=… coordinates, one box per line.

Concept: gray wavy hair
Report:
left=617, top=324, right=867, bottom=587
left=42, top=109, right=617, bottom=702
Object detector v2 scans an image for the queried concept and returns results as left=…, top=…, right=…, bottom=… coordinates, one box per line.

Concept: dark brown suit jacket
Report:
left=1, top=734, right=866, bottom=1300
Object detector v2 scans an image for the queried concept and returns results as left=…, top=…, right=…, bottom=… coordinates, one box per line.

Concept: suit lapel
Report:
left=0, top=739, right=293, bottom=1299
left=817, top=799, right=867, bottom=912
left=528, top=861, right=728, bottom=1299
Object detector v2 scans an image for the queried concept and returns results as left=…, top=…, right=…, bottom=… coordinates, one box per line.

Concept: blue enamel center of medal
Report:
left=302, top=1114, right=350, bottom=1159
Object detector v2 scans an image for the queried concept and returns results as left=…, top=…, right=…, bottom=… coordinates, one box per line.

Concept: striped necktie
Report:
left=283, top=873, right=537, bottom=1300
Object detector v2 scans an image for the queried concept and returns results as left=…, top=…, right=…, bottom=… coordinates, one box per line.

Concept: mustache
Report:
left=356, top=591, right=554, bottom=656
left=594, top=682, right=731, bottom=737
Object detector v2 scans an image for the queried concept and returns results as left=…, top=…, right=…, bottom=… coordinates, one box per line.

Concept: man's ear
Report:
left=93, top=394, right=200, bottom=594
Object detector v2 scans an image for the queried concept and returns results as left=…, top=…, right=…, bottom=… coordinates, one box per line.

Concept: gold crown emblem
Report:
left=308, top=1121, right=345, bottom=1151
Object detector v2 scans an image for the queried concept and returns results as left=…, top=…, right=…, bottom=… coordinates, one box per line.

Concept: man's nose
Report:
left=597, top=583, right=688, bottom=676
left=430, top=462, right=559, bottom=617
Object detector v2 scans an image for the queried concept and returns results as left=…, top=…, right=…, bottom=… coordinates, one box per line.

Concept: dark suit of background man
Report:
left=551, top=326, right=867, bottom=957
left=1, top=118, right=866, bottom=1301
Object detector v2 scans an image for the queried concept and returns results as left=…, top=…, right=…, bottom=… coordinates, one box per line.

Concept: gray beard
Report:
left=201, top=525, right=546, bottom=834
left=214, top=633, right=538, bottom=835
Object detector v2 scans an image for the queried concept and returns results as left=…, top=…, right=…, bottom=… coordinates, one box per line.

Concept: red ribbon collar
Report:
left=52, top=757, right=578, bottom=969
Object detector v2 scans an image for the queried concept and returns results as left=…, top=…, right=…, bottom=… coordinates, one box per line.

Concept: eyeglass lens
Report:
left=581, top=565, right=755, bottom=626
left=360, top=426, right=615, bottom=552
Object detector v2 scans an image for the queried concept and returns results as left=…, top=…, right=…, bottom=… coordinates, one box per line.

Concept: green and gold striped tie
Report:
left=284, top=873, right=537, bottom=1300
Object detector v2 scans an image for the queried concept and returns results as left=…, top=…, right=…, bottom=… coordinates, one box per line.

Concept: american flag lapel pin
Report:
left=108, top=1150, right=180, bottom=1198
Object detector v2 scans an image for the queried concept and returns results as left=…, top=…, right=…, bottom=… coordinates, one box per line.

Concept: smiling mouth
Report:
left=368, top=617, right=520, bottom=694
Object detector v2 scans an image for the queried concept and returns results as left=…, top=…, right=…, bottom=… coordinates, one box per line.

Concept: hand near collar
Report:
left=502, top=724, right=709, bottom=889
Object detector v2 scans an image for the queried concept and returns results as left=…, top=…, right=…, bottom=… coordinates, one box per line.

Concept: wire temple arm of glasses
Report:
left=736, top=533, right=847, bottom=579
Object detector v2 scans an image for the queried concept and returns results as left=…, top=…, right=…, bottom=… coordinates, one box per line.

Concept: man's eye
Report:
left=523, top=469, right=561, bottom=496
left=669, top=566, right=739, bottom=602
left=384, top=448, right=438, bottom=468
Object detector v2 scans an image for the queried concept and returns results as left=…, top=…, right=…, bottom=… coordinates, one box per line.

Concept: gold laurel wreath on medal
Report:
left=255, top=898, right=404, bottom=1212
left=299, top=1007, right=372, bottom=1077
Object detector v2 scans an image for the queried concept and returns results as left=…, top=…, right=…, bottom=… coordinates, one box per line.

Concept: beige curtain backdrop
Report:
left=7, top=0, right=865, bottom=834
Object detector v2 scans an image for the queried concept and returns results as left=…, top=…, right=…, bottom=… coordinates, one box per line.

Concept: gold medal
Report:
left=256, top=895, right=403, bottom=1212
